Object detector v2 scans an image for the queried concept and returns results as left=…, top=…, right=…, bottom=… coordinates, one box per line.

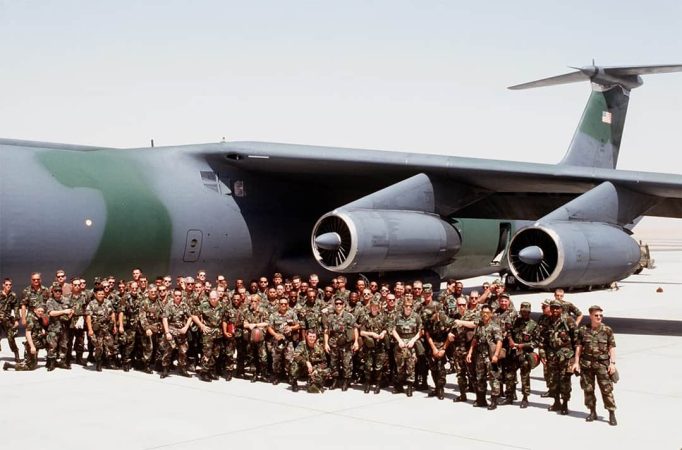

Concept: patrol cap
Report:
left=541, top=299, right=551, bottom=307
left=549, top=299, right=562, bottom=308
left=499, top=292, right=510, bottom=299
left=588, top=305, right=603, bottom=313
left=423, top=283, right=433, bottom=293
left=492, top=279, right=503, bottom=286
left=520, top=302, right=531, bottom=310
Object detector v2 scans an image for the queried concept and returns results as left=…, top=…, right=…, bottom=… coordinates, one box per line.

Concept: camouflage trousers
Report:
left=547, top=354, right=573, bottom=400
left=500, top=354, right=517, bottom=396
left=454, top=346, right=474, bottom=395
left=362, top=344, right=388, bottom=376
left=269, top=339, right=294, bottom=378
left=69, top=327, right=86, bottom=355
left=394, top=346, right=417, bottom=384
left=141, top=331, right=162, bottom=363
left=474, top=352, right=501, bottom=396
left=428, top=343, right=448, bottom=388
left=329, top=343, right=353, bottom=380
left=46, top=326, right=69, bottom=361
left=580, top=360, right=616, bottom=411
left=160, top=331, right=189, bottom=369
left=221, top=337, right=237, bottom=372
left=118, top=328, right=137, bottom=364
left=247, top=339, right=268, bottom=374
left=18, top=335, right=47, bottom=370
left=200, top=329, right=222, bottom=373
left=91, top=326, right=115, bottom=361
left=0, top=316, right=19, bottom=354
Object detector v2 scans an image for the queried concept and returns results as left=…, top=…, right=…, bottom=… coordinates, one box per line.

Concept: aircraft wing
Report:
left=196, top=141, right=682, bottom=220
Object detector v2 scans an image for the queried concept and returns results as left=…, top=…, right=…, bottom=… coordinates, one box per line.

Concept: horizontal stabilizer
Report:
left=509, top=63, right=682, bottom=90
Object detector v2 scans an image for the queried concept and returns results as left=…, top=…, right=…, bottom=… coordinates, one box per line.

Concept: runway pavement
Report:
left=0, top=247, right=681, bottom=449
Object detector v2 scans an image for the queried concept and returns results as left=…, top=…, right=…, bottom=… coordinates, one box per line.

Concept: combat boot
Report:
left=520, top=395, right=528, bottom=409
left=160, top=367, right=169, bottom=379
left=96, top=359, right=103, bottom=372
left=341, top=379, right=350, bottom=392
left=46, top=359, right=56, bottom=372
left=251, top=372, right=259, bottom=383
left=502, top=395, right=514, bottom=405
left=416, top=378, right=429, bottom=391
left=177, top=367, right=191, bottom=378
left=330, top=378, right=339, bottom=390
left=454, top=393, right=467, bottom=402
left=585, top=408, right=597, bottom=422
left=373, top=373, right=382, bottom=394
left=608, top=411, right=617, bottom=426
left=3, top=362, right=11, bottom=370
left=13, top=350, right=20, bottom=363
left=437, top=386, right=445, bottom=400
left=291, top=379, right=299, bottom=392
left=548, top=395, right=561, bottom=412
left=198, top=371, right=212, bottom=382
left=210, top=371, right=219, bottom=381
left=363, top=380, right=371, bottom=394
left=271, top=374, right=280, bottom=385
left=488, top=396, right=498, bottom=410
left=560, top=399, right=569, bottom=415
left=393, top=383, right=404, bottom=394
left=406, top=384, right=413, bottom=397
left=122, top=360, right=131, bottom=372
left=473, top=392, right=488, bottom=408
left=224, top=370, right=233, bottom=381
left=75, top=353, right=84, bottom=366
left=57, top=360, right=71, bottom=370
left=87, top=352, right=95, bottom=363
left=143, top=363, right=153, bottom=374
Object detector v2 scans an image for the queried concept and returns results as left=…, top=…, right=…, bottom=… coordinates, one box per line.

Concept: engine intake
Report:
left=312, top=209, right=461, bottom=273
left=507, top=222, right=641, bottom=288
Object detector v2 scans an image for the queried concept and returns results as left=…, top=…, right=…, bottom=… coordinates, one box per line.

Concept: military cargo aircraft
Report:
left=1, top=64, right=681, bottom=288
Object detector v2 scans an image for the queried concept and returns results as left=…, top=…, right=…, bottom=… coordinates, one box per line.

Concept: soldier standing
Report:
left=494, top=292, right=518, bottom=403
left=20, top=272, right=50, bottom=326
left=0, top=278, right=21, bottom=363
left=85, top=287, right=117, bottom=371
left=192, top=290, right=225, bottom=382
left=268, top=298, right=300, bottom=386
left=68, top=279, right=89, bottom=366
left=118, top=281, right=141, bottom=371
left=323, top=297, right=358, bottom=391
left=391, top=297, right=422, bottom=397
left=243, top=294, right=270, bottom=382
left=509, top=302, right=538, bottom=408
left=221, top=293, right=244, bottom=381
left=542, top=300, right=577, bottom=415
left=138, top=286, right=164, bottom=373
left=358, top=298, right=389, bottom=394
left=451, top=299, right=478, bottom=402
left=466, top=304, right=503, bottom=410
left=159, top=289, right=193, bottom=378
left=45, top=287, right=73, bottom=370
left=425, top=309, right=453, bottom=399
left=572, top=305, right=618, bottom=426
left=536, top=299, right=553, bottom=397
left=414, top=284, right=440, bottom=392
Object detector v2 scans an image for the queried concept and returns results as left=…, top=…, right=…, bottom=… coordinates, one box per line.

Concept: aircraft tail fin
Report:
left=509, top=64, right=682, bottom=169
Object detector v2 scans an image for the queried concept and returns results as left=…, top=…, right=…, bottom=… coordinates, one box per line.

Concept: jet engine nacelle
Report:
left=311, top=209, right=461, bottom=273
left=507, top=221, right=641, bottom=289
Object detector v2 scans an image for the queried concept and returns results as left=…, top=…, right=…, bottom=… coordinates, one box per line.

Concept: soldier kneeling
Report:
left=4, top=305, right=48, bottom=371
left=292, top=329, right=331, bottom=393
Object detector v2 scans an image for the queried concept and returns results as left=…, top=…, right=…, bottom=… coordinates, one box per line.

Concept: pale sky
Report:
left=1, top=0, right=680, bottom=234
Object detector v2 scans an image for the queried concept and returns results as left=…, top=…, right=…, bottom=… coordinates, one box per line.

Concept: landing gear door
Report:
left=491, top=222, right=511, bottom=266
left=183, top=229, right=203, bottom=262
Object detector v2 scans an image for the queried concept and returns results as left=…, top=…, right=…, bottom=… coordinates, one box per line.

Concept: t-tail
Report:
left=509, top=63, right=682, bottom=169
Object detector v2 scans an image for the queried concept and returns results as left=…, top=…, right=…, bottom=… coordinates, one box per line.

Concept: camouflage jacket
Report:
left=69, top=292, right=89, bottom=317
left=543, top=316, right=577, bottom=360
left=0, top=290, right=18, bottom=319
left=85, top=299, right=115, bottom=330
left=46, top=296, right=72, bottom=331
left=416, top=299, right=441, bottom=334
left=21, top=285, right=50, bottom=310
left=196, top=302, right=224, bottom=330
left=511, top=317, right=538, bottom=353
left=494, top=307, right=518, bottom=342
left=560, top=300, right=583, bottom=320
left=269, top=309, right=299, bottom=340
left=473, top=320, right=503, bottom=357
left=163, top=301, right=193, bottom=332
left=358, top=311, right=390, bottom=348
left=427, top=311, right=454, bottom=345
left=25, top=312, right=48, bottom=343
left=294, top=341, right=327, bottom=367
left=295, top=300, right=325, bottom=333
left=118, top=294, right=141, bottom=329
left=576, top=323, right=615, bottom=362
left=324, top=310, right=356, bottom=346
left=138, top=298, right=164, bottom=333
left=451, top=309, right=479, bottom=348
left=393, top=311, right=422, bottom=340
left=222, top=304, right=244, bottom=338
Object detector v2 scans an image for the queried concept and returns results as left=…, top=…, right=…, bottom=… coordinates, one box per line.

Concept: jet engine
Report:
left=311, top=209, right=461, bottom=273
left=507, top=222, right=641, bottom=289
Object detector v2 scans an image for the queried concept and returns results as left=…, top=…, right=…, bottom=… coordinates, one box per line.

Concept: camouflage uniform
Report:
left=296, top=299, right=325, bottom=335
left=194, top=301, right=224, bottom=378
left=358, top=309, right=390, bottom=391
left=138, top=297, right=164, bottom=367
left=324, top=310, right=356, bottom=383
left=576, top=323, right=616, bottom=411
left=472, top=320, right=503, bottom=398
left=269, top=309, right=299, bottom=380
left=21, top=285, right=50, bottom=318
left=0, top=289, right=20, bottom=360
left=494, top=306, right=518, bottom=398
left=510, top=315, right=538, bottom=397
left=452, top=309, right=479, bottom=397
left=85, top=299, right=116, bottom=365
left=243, top=305, right=270, bottom=379
left=292, top=339, right=330, bottom=392
left=543, top=316, right=577, bottom=402
left=68, top=291, right=89, bottom=364
left=535, top=312, right=553, bottom=392
left=117, top=293, right=141, bottom=369
left=220, top=303, right=243, bottom=377
left=414, top=299, right=440, bottom=389
left=46, top=295, right=72, bottom=366
left=426, top=311, right=454, bottom=397
left=9, top=311, right=48, bottom=370
left=160, top=301, right=193, bottom=372
left=392, top=311, right=422, bottom=386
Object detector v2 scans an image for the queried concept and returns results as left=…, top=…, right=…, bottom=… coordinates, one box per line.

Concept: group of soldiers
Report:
left=0, top=269, right=618, bottom=425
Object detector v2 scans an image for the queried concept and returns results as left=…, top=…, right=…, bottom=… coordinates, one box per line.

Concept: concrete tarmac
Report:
left=1, top=245, right=681, bottom=449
